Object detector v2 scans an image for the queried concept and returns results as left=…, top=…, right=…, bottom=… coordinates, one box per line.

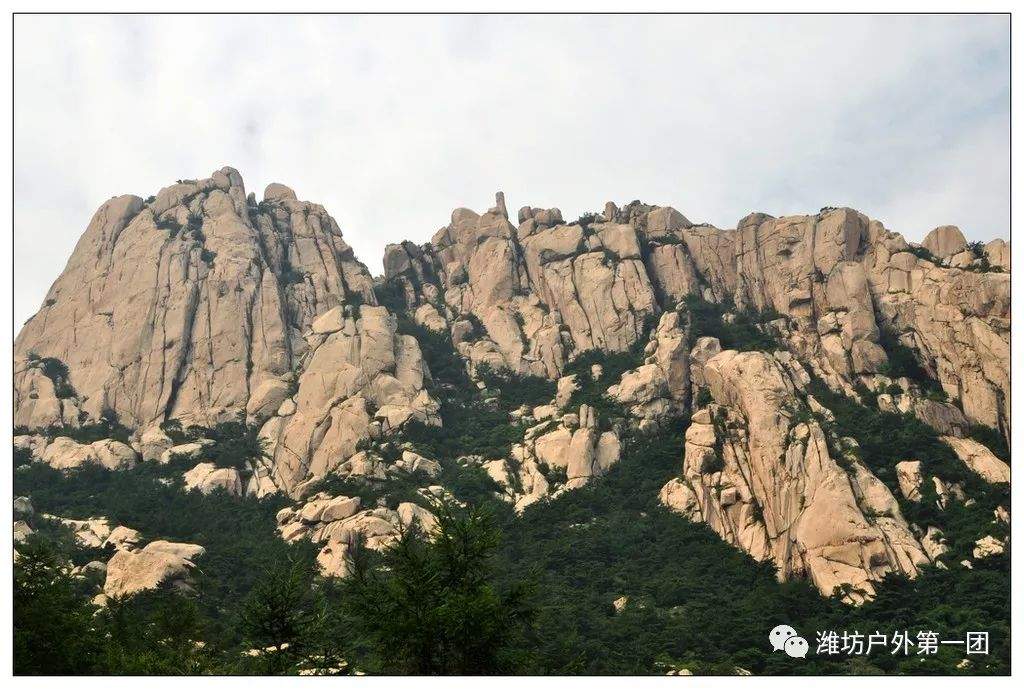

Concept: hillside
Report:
left=13, top=167, right=1010, bottom=675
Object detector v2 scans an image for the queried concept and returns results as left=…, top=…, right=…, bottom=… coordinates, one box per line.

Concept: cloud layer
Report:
left=14, top=14, right=1008, bottom=325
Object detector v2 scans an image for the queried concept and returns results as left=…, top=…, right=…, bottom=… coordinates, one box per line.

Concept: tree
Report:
left=99, top=588, right=214, bottom=674
left=14, top=537, right=103, bottom=674
left=340, top=501, right=535, bottom=674
left=237, top=557, right=326, bottom=674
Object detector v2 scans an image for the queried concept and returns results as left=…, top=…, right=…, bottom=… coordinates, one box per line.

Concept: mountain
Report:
left=13, top=167, right=1011, bottom=672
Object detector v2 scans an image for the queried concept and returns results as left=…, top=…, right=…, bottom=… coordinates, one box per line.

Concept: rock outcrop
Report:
left=381, top=201, right=1008, bottom=446
left=660, top=349, right=930, bottom=604
left=182, top=462, right=244, bottom=496
left=941, top=436, right=1011, bottom=483
left=15, top=168, right=437, bottom=496
left=277, top=490, right=441, bottom=577
left=104, top=539, right=206, bottom=599
left=15, top=434, right=138, bottom=471
left=13, top=168, right=1011, bottom=605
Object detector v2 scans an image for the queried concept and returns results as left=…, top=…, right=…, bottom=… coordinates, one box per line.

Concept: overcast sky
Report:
left=14, top=14, right=1009, bottom=326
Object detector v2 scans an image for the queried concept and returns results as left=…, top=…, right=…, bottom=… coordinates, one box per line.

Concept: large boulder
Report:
left=104, top=540, right=205, bottom=598
left=40, top=437, right=137, bottom=471
left=182, top=462, right=244, bottom=496
left=921, top=225, right=967, bottom=260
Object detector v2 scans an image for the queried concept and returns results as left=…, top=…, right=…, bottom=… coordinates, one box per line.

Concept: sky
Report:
left=13, top=14, right=1009, bottom=326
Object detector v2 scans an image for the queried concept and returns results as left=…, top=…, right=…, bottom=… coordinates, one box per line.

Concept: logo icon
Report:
left=785, top=636, right=809, bottom=658
left=769, top=624, right=808, bottom=659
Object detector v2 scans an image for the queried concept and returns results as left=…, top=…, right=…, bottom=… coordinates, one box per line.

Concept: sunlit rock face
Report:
left=660, top=349, right=931, bottom=604
left=14, top=168, right=436, bottom=495
left=14, top=169, right=1009, bottom=586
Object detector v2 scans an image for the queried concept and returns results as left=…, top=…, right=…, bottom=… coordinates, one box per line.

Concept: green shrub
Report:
left=905, top=245, right=937, bottom=263
left=372, top=279, right=407, bottom=312
left=27, top=353, right=76, bottom=399
left=876, top=327, right=940, bottom=394
left=476, top=364, right=555, bottom=411
left=682, top=295, right=781, bottom=352
left=156, top=217, right=182, bottom=238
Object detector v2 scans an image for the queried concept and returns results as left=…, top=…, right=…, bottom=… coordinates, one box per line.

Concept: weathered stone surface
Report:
left=973, top=535, right=1005, bottom=559
left=138, top=426, right=173, bottom=462
left=941, top=436, right=1010, bottom=483
left=896, top=461, right=923, bottom=502
left=159, top=440, right=213, bottom=465
left=14, top=520, right=34, bottom=543
left=13, top=172, right=1011, bottom=607
left=984, top=238, right=1010, bottom=270
left=182, top=462, right=244, bottom=496
left=13, top=168, right=410, bottom=497
left=104, top=525, right=143, bottom=551
left=258, top=304, right=438, bottom=494
left=40, top=437, right=137, bottom=471
left=608, top=310, right=689, bottom=420
left=42, top=515, right=112, bottom=548
left=104, top=540, right=205, bottom=598
left=922, top=225, right=967, bottom=260
left=14, top=496, right=34, bottom=520
left=319, top=496, right=362, bottom=522
left=660, top=350, right=929, bottom=603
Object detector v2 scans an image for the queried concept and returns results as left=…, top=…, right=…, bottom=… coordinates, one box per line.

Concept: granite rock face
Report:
left=14, top=169, right=1010, bottom=601
left=104, top=540, right=206, bottom=599
left=383, top=202, right=1008, bottom=444
left=659, top=349, right=930, bottom=604
left=15, top=168, right=436, bottom=495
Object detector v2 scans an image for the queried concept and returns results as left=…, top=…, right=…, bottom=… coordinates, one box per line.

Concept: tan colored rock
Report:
left=555, top=375, right=578, bottom=409
left=14, top=496, right=34, bottom=520
left=263, top=182, right=297, bottom=201
left=984, top=238, right=1010, bottom=270
left=263, top=305, right=438, bottom=493
left=14, top=520, right=34, bottom=543
left=182, top=462, right=244, bottom=496
left=104, top=525, right=142, bottom=551
left=909, top=398, right=969, bottom=436
left=14, top=168, right=385, bottom=490
left=317, top=540, right=350, bottom=577
left=280, top=521, right=309, bottom=542
left=311, top=307, right=345, bottom=334
left=645, top=206, right=691, bottom=238
left=397, top=502, right=438, bottom=533
left=400, top=450, right=441, bottom=477
left=138, top=426, right=173, bottom=462
left=275, top=507, right=296, bottom=525
left=941, top=436, right=1010, bottom=483
left=896, top=460, right=923, bottom=502
left=922, top=225, right=967, bottom=260
left=41, top=437, right=137, bottom=471
left=104, top=540, right=204, bottom=598
left=319, top=496, right=362, bottom=523
left=661, top=350, right=928, bottom=603
left=608, top=311, right=689, bottom=420
left=246, top=378, right=293, bottom=423
left=159, top=440, right=213, bottom=465
left=973, top=535, right=1005, bottom=559
left=920, top=527, right=948, bottom=561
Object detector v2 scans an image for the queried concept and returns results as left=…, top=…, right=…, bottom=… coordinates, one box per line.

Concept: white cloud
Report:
left=14, top=14, right=1008, bottom=325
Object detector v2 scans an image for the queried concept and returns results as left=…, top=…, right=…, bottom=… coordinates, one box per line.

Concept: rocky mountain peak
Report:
left=14, top=168, right=1010, bottom=602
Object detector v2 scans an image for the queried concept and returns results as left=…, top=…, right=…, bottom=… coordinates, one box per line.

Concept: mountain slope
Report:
left=14, top=166, right=1010, bottom=617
